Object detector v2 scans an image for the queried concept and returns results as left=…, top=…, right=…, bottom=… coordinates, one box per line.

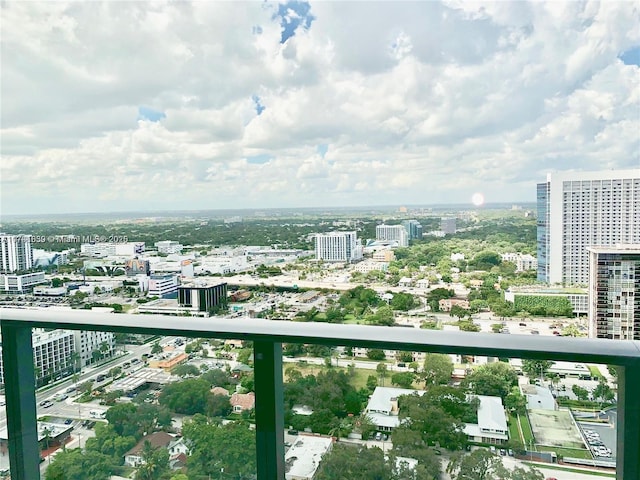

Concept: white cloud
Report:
left=1, top=0, right=638, bottom=215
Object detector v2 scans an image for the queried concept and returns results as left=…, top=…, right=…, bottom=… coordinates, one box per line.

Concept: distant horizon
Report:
left=0, top=200, right=537, bottom=222
left=2, top=2, right=637, bottom=216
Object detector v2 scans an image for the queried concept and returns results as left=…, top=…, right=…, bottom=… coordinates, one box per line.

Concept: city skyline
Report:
left=2, top=1, right=639, bottom=215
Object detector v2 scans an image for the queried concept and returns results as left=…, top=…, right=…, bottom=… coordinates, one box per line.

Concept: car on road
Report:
left=64, top=419, right=72, bottom=425
left=65, top=387, right=76, bottom=394
left=40, top=401, right=53, bottom=408
left=55, top=394, right=68, bottom=402
left=96, top=374, right=106, bottom=382
left=287, top=429, right=298, bottom=435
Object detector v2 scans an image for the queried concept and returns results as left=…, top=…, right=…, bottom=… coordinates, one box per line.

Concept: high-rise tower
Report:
left=536, top=170, right=640, bottom=285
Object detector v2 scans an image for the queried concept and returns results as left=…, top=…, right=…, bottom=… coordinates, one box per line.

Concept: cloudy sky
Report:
left=1, top=1, right=639, bottom=215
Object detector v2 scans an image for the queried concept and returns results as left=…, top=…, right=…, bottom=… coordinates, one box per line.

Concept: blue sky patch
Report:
left=317, top=144, right=328, bottom=157
left=247, top=154, right=273, bottom=165
left=137, top=106, right=166, bottom=122
left=619, top=46, right=640, bottom=66
left=275, top=1, right=315, bottom=44
left=252, top=95, right=266, bottom=116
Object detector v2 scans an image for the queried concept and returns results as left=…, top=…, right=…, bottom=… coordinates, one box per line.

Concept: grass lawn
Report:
left=343, top=314, right=364, bottom=325
left=518, top=413, right=535, bottom=444
left=508, top=413, right=524, bottom=446
left=552, top=446, right=593, bottom=460
left=587, top=365, right=603, bottom=379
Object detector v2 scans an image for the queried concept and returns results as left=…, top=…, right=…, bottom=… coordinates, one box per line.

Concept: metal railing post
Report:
left=616, top=365, right=640, bottom=480
left=0, top=322, right=40, bottom=480
left=253, top=340, right=285, bottom=479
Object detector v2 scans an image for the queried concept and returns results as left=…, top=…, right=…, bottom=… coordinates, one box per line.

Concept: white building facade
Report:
left=0, top=329, right=74, bottom=386
left=81, top=242, right=145, bottom=257
left=155, top=241, right=183, bottom=254
left=0, top=234, right=33, bottom=273
left=537, top=170, right=640, bottom=285
left=315, top=232, right=362, bottom=263
left=73, top=330, right=116, bottom=367
left=0, top=271, right=46, bottom=293
left=376, top=225, right=409, bottom=247
left=588, top=245, right=640, bottom=341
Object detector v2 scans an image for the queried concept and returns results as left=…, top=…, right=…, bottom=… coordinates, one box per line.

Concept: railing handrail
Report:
left=2, top=308, right=639, bottom=366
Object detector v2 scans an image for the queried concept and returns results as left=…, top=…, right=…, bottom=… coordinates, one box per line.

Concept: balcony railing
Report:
left=1, top=308, right=639, bottom=479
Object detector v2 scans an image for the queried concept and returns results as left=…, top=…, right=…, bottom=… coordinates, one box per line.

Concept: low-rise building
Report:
left=124, top=432, right=186, bottom=468
left=438, top=298, right=470, bottom=311
left=364, top=387, right=424, bottom=432
left=285, top=435, right=333, bottom=480
left=148, top=352, right=188, bottom=372
left=230, top=392, right=255, bottom=413
left=0, top=271, right=46, bottom=293
left=463, top=395, right=509, bottom=444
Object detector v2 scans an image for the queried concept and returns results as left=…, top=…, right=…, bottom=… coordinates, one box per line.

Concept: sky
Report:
left=1, top=1, right=639, bottom=215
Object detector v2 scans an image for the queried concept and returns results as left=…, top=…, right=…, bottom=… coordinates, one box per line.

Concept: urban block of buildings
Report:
left=537, top=169, right=639, bottom=286
left=588, top=245, right=640, bottom=340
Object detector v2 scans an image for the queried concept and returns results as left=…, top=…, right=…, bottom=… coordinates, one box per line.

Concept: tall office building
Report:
left=402, top=220, right=423, bottom=240
left=0, top=234, right=33, bottom=273
left=315, top=231, right=362, bottom=262
left=537, top=170, right=640, bottom=285
left=588, top=245, right=639, bottom=341
left=376, top=224, right=409, bottom=247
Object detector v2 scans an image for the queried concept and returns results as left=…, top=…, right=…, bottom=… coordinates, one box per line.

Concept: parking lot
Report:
left=578, top=421, right=616, bottom=460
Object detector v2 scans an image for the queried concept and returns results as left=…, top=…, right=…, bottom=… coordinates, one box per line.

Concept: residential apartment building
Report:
left=588, top=245, right=640, bottom=340
left=73, top=330, right=116, bottom=367
left=376, top=224, right=409, bottom=247
left=0, top=233, right=33, bottom=273
left=501, top=253, right=538, bottom=272
left=537, top=170, right=640, bottom=285
left=401, top=220, right=423, bottom=240
left=0, top=329, right=74, bottom=386
left=314, top=231, right=362, bottom=263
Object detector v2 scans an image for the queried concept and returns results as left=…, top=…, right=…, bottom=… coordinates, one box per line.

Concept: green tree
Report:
left=391, top=292, right=418, bottom=311
left=207, top=394, right=232, bottom=417
left=422, top=353, right=454, bottom=385
left=394, top=393, right=467, bottom=451
left=391, top=372, right=415, bottom=389
left=182, top=418, right=256, bottom=479
left=463, top=362, right=518, bottom=401
left=315, top=444, right=391, bottom=480
left=593, top=380, right=615, bottom=404
left=171, top=364, right=201, bottom=377
left=150, top=342, right=163, bottom=355
left=134, top=440, right=170, bottom=480
left=521, top=360, right=553, bottom=380
left=159, top=378, right=211, bottom=415
left=45, top=449, right=113, bottom=480
left=446, top=449, right=501, bottom=480
left=504, top=387, right=527, bottom=415
left=572, top=384, right=590, bottom=401
left=367, top=349, right=386, bottom=361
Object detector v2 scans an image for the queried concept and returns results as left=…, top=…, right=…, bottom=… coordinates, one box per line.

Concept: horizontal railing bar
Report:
left=1, top=308, right=639, bottom=366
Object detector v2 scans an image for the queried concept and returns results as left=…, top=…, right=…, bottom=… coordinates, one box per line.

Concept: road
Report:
left=0, top=337, right=170, bottom=437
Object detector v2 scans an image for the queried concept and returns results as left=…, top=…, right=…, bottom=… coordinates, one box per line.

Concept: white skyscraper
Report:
left=315, top=231, right=362, bottom=262
left=537, top=170, right=640, bottom=285
left=0, top=233, right=33, bottom=273
left=375, top=225, right=409, bottom=247
left=588, top=245, right=640, bottom=341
